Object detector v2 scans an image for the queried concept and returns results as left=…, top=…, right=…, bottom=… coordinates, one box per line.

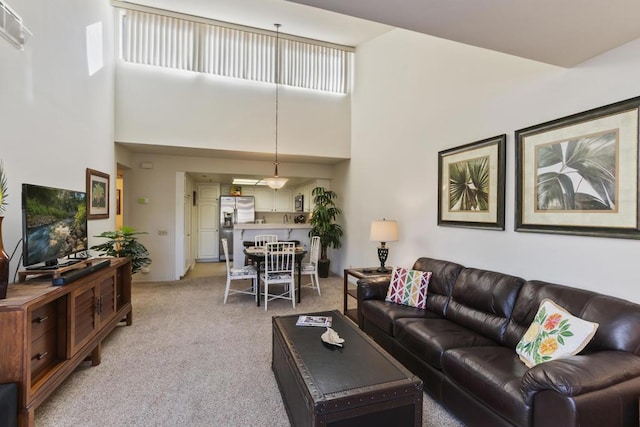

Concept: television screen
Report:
left=22, top=183, right=88, bottom=267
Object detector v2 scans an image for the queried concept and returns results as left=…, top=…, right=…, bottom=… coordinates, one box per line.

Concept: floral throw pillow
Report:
left=385, top=266, right=432, bottom=309
left=516, top=299, right=599, bottom=368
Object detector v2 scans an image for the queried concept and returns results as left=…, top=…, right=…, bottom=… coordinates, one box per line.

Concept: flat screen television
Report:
left=22, top=183, right=88, bottom=269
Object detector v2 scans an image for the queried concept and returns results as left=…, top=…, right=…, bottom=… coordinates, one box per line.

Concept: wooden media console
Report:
left=0, top=258, right=132, bottom=427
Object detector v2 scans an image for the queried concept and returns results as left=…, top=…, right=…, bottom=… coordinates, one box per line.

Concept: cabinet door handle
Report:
left=34, top=351, right=48, bottom=360
left=34, top=315, right=49, bottom=324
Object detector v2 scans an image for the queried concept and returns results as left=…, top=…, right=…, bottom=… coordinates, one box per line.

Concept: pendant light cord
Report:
left=274, top=23, right=281, bottom=175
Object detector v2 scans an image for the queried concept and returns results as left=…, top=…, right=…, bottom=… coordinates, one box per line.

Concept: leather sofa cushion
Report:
left=443, top=346, right=531, bottom=427
left=581, top=294, right=640, bottom=355
left=505, top=281, right=597, bottom=349
left=411, top=257, right=464, bottom=317
left=507, top=281, right=640, bottom=354
left=361, top=300, right=440, bottom=336
left=395, top=318, right=498, bottom=370
left=446, top=268, right=525, bottom=344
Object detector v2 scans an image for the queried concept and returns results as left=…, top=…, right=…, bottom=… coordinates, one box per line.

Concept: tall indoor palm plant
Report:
left=309, top=187, right=343, bottom=277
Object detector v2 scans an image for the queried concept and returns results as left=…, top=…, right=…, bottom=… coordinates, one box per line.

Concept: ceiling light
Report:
left=232, top=178, right=261, bottom=185
left=264, top=23, right=288, bottom=191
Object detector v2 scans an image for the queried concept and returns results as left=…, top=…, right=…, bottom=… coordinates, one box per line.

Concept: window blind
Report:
left=120, top=9, right=351, bottom=94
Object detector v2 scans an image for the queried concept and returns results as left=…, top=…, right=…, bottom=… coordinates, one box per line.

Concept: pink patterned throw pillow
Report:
left=385, top=266, right=432, bottom=309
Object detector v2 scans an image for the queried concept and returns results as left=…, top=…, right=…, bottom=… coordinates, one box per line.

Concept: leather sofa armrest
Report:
left=357, top=276, right=391, bottom=302
left=356, top=276, right=391, bottom=328
left=520, top=351, right=640, bottom=405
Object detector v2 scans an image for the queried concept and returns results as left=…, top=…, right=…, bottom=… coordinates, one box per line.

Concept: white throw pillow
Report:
left=516, top=299, right=599, bottom=368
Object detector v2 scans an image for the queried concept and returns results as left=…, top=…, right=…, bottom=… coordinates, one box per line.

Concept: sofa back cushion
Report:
left=579, top=294, right=640, bottom=356
left=411, top=257, right=464, bottom=317
left=505, top=280, right=597, bottom=349
left=506, top=280, right=640, bottom=355
left=445, top=268, right=525, bottom=344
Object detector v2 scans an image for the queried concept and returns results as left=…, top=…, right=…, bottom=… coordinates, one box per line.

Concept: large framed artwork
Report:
left=438, top=134, right=506, bottom=230
left=515, top=96, right=640, bottom=239
left=86, top=168, right=110, bottom=220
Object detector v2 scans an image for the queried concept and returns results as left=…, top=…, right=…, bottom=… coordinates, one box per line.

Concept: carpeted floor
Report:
left=35, top=271, right=464, bottom=426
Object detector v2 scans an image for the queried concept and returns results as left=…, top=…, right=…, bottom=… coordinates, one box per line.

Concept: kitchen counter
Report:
left=234, top=223, right=311, bottom=230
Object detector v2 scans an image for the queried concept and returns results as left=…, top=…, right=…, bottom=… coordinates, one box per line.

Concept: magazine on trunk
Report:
left=296, top=315, right=332, bottom=327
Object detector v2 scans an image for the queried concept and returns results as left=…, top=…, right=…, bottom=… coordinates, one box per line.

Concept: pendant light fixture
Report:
left=263, top=23, right=288, bottom=190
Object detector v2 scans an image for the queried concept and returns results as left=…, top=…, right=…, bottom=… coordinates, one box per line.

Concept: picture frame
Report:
left=515, top=96, right=640, bottom=239
left=86, top=168, right=110, bottom=220
left=116, top=189, right=121, bottom=215
left=438, top=134, right=506, bottom=230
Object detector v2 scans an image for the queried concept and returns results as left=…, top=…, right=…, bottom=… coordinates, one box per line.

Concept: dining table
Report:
left=243, top=246, right=308, bottom=307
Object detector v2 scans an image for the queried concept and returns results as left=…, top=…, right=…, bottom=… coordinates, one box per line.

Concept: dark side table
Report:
left=343, top=268, right=392, bottom=323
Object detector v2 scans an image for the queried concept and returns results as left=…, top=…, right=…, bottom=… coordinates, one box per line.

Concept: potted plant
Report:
left=309, top=187, right=343, bottom=278
left=91, top=226, right=151, bottom=274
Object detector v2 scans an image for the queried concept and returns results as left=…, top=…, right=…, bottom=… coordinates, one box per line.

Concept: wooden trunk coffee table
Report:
left=272, top=310, right=423, bottom=427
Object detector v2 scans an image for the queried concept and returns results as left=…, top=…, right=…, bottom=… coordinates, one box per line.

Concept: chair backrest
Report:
left=264, top=242, right=295, bottom=274
left=221, top=238, right=232, bottom=272
left=255, top=235, right=278, bottom=247
left=309, top=236, right=320, bottom=265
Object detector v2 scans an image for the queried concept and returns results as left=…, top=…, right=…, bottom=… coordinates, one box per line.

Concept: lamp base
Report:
left=377, top=246, right=389, bottom=274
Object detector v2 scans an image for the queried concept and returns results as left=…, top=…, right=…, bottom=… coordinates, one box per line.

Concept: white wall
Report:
left=0, top=0, right=115, bottom=277
left=123, top=151, right=334, bottom=282
left=341, top=29, right=640, bottom=304
left=115, top=62, right=351, bottom=159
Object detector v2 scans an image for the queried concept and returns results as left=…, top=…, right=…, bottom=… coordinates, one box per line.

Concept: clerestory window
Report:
left=118, top=7, right=352, bottom=94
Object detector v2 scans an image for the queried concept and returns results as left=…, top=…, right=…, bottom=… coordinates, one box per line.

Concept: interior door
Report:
left=184, top=189, right=192, bottom=272
left=197, top=185, right=220, bottom=260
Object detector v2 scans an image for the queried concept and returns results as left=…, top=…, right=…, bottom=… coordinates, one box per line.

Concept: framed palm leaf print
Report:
left=438, top=135, right=506, bottom=230
left=515, top=96, right=640, bottom=239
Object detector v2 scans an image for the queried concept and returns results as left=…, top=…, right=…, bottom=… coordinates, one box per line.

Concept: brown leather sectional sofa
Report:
left=356, top=257, right=640, bottom=427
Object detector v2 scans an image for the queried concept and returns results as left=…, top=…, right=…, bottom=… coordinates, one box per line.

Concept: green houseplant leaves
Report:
left=91, top=226, right=151, bottom=274
left=309, top=187, right=343, bottom=261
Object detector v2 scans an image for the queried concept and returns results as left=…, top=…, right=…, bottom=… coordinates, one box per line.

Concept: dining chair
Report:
left=255, top=234, right=278, bottom=248
left=300, top=236, right=321, bottom=296
left=261, top=241, right=295, bottom=310
left=222, top=238, right=258, bottom=304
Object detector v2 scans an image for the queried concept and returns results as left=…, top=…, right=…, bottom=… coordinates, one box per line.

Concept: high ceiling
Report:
left=126, top=0, right=640, bottom=67
left=119, top=0, right=393, bottom=47
left=287, top=0, right=640, bottom=67
left=119, top=0, right=640, bottom=183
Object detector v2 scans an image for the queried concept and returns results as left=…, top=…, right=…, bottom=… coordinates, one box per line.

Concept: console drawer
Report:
left=28, top=298, right=68, bottom=387
left=31, top=302, right=57, bottom=340
left=30, top=328, right=58, bottom=381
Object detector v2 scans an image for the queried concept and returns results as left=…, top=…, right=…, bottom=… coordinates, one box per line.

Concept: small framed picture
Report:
left=438, top=135, right=506, bottom=230
left=86, top=168, right=110, bottom=220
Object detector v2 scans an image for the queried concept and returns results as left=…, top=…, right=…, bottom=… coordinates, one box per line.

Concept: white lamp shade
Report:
left=370, top=219, right=398, bottom=242
left=263, top=176, right=288, bottom=189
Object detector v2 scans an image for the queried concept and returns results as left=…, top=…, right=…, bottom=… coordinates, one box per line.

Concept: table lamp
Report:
left=370, top=219, right=398, bottom=273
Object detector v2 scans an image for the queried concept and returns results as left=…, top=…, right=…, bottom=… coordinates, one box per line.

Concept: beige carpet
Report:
left=35, top=271, right=464, bottom=426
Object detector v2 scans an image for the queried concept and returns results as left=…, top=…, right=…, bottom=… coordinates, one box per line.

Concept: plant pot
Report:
left=318, top=259, right=331, bottom=278
left=0, top=217, right=8, bottom=299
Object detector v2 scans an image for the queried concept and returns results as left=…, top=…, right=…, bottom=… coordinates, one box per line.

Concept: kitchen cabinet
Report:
left=254, top=187, right=273, bottom=211
left=255, top=187, right=292, bottom=212
left=274, top=189, right=293, bottom=212
left=295, top=179, right=330, bottom=213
